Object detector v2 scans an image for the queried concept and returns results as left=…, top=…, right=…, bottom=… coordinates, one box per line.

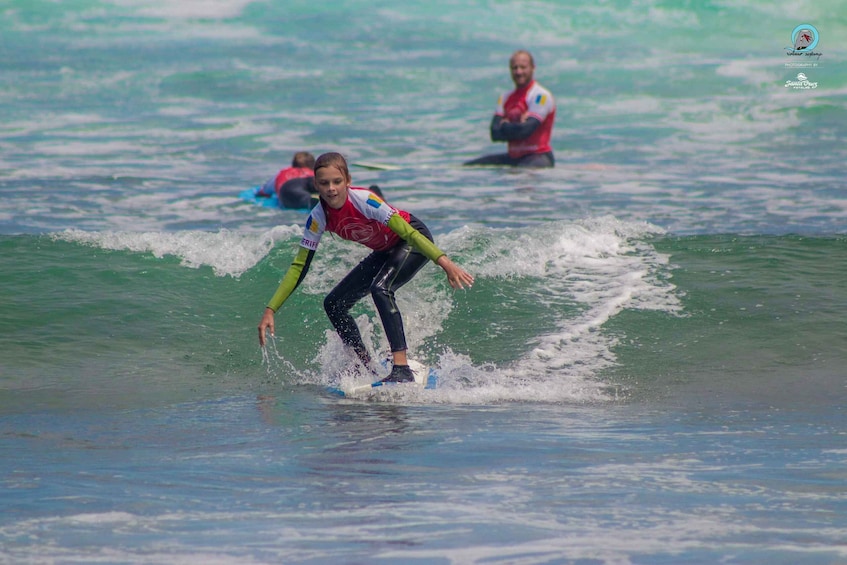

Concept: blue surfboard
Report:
left=238, top=186, right=280, bottom=208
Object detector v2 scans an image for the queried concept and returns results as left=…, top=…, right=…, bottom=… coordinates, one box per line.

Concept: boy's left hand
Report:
left=437, top=256, right=474, bottom=290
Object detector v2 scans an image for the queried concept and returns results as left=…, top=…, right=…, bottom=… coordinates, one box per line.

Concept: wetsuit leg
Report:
left=516, top=151, right=555, bottom=168
left=465, top=152, right=554, bottom=168
left=463, top=153, right=516, bottom=166
left=324, top=253, right=385, bottom=364
left=369, top=216, right=433, bottom=353
left=257, top=178, right=276, bottom=197
left=324, top=216, right=434, bottom=358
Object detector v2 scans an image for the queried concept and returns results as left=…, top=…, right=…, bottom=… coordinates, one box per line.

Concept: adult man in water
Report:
left=464, top=50, right=556, bottom=168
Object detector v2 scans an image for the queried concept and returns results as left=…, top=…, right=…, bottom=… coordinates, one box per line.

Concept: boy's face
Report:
left=314, top=165, right=350, bottom=209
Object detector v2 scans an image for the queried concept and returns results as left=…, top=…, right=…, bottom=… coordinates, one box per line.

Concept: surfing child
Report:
left=257, top=152, right=474, bottom=382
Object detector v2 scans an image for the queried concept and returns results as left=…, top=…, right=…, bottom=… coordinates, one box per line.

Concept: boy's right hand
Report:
left=258, top=307, right=276, bottom=347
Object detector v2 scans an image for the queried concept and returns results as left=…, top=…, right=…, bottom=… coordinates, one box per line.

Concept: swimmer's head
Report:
left=292, top=151, right=316, bottom=169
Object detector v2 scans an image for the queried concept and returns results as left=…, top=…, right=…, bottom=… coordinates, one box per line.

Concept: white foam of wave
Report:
left=1, top=107, right=278, bottom=183
left=106, top=0, right=255, bottom=20
left=455, top=216, right=678, bottom=403
left=716, top=57, right=783, bottom=86
left=54, top=225, right=301, bottom=277
left=5, top=459, right=844, bottom=564
left=3, top=0, right=264, bottom=45
left=3, top=507, right=842, bottom=565
left=284, top=217, right=681, bottom=405
left=719, top=0, right=847, bottom=22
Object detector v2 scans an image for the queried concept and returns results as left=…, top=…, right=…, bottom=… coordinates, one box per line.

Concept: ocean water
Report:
left=2, top=0, right=846, bottom=563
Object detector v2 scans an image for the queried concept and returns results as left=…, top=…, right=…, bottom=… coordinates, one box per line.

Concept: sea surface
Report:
left=2, top=1, right=846, bottom=563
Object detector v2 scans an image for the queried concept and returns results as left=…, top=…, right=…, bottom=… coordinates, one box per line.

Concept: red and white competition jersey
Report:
left=300, top=188, right=412, bottom=252
left=495, top=80, right=556, bottom=158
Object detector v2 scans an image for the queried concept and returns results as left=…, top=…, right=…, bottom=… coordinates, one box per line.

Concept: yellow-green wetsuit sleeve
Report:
left=387, top=213, right=445, bottom=263
left=266, top=246, right=315, bottom=312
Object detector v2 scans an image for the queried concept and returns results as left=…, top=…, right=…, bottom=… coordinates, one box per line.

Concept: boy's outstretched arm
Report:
left=387, top=214, right=474, bottom=290
left=257, top=246, right=315, bottom=347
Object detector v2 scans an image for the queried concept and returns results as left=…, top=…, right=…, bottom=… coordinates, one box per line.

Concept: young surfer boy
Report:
left=257, top=152, right=474, bottom=382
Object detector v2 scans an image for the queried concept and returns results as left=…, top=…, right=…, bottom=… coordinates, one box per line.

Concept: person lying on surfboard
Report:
left=257, top=152, right=474, bottom=383
left=277, top=176, right=384, bottom=210
left=255, top=150, right=384, bottom=209
left=256, top=151, right=316, bottom=201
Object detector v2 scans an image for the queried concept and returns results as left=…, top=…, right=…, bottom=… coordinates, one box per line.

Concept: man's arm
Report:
left=490, top=115, right=541, bottom=142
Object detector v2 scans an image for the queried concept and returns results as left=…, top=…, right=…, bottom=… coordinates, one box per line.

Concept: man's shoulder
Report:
left=526, top=82, right=555, bottom=111
left=528, top=81, right=554, bottom=98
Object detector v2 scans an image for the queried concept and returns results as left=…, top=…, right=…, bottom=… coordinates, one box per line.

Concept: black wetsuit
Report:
left=324, top=215, right=432, bottom=361
left=278, top=177, right=318, bottom=209
left=464, top=116, right=555, bottom=168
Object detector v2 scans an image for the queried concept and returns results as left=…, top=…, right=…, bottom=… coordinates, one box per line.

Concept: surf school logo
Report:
left=785, top=24, right=822, bottom=67
left=785, top=72, right=818, bottom=90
